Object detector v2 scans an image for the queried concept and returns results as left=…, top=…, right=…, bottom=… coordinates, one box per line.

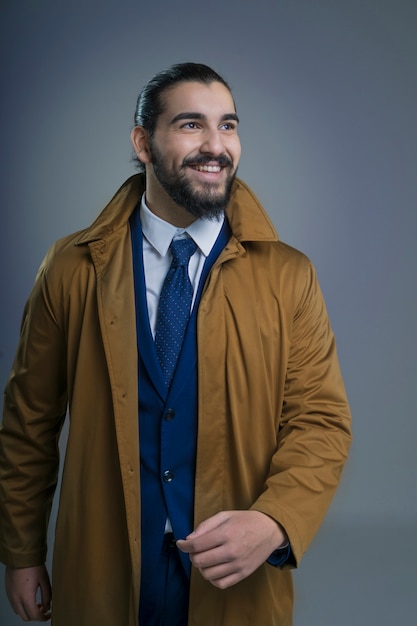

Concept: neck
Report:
left=145, top=197, right=196, bottom=228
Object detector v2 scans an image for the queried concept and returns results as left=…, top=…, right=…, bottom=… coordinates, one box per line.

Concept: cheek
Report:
left=230, top=137, right=241, bottom=164
left=166, top=138, right=200, bottom=164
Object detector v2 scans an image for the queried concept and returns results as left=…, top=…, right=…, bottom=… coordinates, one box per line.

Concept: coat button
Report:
left=164, top=409, right=175, bottom=421
left=163, top=470, right=174, bottom=483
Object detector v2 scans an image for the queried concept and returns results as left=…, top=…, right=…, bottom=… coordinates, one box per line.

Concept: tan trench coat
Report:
left=0, top=175, right=351, bottom=625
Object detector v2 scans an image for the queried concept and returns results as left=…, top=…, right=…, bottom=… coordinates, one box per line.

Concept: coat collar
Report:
left=75, top=174, right=279, bottom=246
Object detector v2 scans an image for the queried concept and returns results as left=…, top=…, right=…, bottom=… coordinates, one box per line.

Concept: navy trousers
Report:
left=139, top=533, right=189, bottom=626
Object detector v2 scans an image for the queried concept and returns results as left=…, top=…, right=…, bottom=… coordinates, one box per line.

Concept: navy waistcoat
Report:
left=130, top=207, right=230, bottom=577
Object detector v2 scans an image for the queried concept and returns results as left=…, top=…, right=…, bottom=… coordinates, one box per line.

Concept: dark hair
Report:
left=134, top=62, right=233, bottom=135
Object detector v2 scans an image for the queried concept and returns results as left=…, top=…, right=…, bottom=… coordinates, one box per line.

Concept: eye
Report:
left=181, top=121, right=200, bottom=130
left=220, top=122, right=237, bottom=132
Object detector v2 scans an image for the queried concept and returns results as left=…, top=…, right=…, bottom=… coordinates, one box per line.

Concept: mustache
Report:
left=182, top=154, right=233, bottom=168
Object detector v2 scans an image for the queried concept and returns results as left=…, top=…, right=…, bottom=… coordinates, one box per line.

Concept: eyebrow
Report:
left=170, top=112, right=240, bottom=125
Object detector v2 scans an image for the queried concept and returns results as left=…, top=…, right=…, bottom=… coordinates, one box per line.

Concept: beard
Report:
left=149, top=143, right=237, bottom=220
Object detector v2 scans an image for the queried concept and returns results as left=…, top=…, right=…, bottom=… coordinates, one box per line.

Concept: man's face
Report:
left=148, top=80, right=241, bottom=219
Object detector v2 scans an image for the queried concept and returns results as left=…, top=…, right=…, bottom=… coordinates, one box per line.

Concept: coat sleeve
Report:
left=0, top=249, right=67, bottom=568
left=251, top=260, right=352, bottom=568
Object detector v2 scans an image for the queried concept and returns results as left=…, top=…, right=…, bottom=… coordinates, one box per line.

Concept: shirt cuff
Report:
left=267, top=542, right=291, bottom=567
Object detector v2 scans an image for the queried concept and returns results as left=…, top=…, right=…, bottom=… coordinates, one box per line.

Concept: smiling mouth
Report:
left=190, top=164, right=222, bottom=173
left=184, top=155, right=233, bottom=174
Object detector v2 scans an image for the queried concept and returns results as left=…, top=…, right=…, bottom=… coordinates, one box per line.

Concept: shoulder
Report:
left=238, top=239, right=322, bottom=314
left=38, top=231, right=93, bottom=282
left=245, top=237, right=313, bottom=278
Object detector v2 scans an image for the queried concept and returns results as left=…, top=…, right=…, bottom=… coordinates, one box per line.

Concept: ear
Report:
left=131, top=126, right=152, bottom=164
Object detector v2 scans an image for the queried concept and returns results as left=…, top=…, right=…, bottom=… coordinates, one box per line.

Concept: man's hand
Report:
left=177, top=510, right=288, bottom=589
left=5, top=564, right=52, bottom=622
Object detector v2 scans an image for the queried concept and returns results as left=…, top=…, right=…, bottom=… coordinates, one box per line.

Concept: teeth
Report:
left=193, top=165, right=221, bottom=173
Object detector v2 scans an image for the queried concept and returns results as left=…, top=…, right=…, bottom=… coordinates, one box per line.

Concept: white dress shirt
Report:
left=140, top=194, right=225, bottom=338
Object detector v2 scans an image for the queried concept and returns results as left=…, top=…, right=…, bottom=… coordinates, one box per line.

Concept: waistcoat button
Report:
left=163, top=470, right=174, bottom=483
left=164, top=409, right=175, bottom=421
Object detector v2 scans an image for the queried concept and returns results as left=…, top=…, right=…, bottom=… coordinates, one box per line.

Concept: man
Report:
left=0, top=63, right=351, bottom=625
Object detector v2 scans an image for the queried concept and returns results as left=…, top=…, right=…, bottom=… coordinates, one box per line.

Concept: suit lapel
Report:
left=130, top=207, right=167, bottom=400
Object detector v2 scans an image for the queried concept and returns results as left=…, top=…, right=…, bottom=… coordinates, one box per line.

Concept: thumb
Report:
left=184, top=511, right=230, bottom=540
left=38, top=568, right=52, bottom=613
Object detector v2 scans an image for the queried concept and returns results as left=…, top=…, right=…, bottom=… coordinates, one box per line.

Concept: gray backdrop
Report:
left=1, top=0, right=416, bottom=624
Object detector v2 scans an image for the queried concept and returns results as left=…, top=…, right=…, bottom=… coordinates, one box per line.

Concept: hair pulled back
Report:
left=134, top=62, right=232, bottom=135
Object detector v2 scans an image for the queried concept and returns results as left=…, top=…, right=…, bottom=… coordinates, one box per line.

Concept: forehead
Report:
left=159, top=80, right=236, bottom=122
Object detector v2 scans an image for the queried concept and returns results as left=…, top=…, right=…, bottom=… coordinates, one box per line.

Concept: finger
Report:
left=10, top=593, right=40, bottom=622
left=37, top=603, right=52, bottom=621
left=196, top=558, right=236, bottom=580
left=177, top=514, right=232, bottom=554
left=188, top=544, right=231, bottom=569
left=12, top=599, right=31, bottom=622
left=196, top=561, right=244, bottom=589
left=187, top=511, right=229, bottom=538
left=177, top=530, right=222, bottom=555
left=16, top=599, right=48, bottom=623
left=208, top=572, right=242, bottom=590
left=176, top=538, right=193, bottom=553
left=24, top=601, right=50, bottom=622
left=39, top=578, right=52, bottom=612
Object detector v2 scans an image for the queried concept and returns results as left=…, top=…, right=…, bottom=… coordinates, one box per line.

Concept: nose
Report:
left=200, top=128, right=225, bottom=156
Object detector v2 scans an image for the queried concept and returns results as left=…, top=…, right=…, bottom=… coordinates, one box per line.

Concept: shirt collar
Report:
left=140, top=194, right=224, bottom=258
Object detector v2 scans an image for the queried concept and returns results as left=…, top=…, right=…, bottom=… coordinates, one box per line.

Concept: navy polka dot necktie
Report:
left=155, top=237, right=198, bottom=386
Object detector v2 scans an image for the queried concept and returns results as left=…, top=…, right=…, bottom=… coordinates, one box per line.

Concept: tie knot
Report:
left=169, top=238, right=197, bottom=268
